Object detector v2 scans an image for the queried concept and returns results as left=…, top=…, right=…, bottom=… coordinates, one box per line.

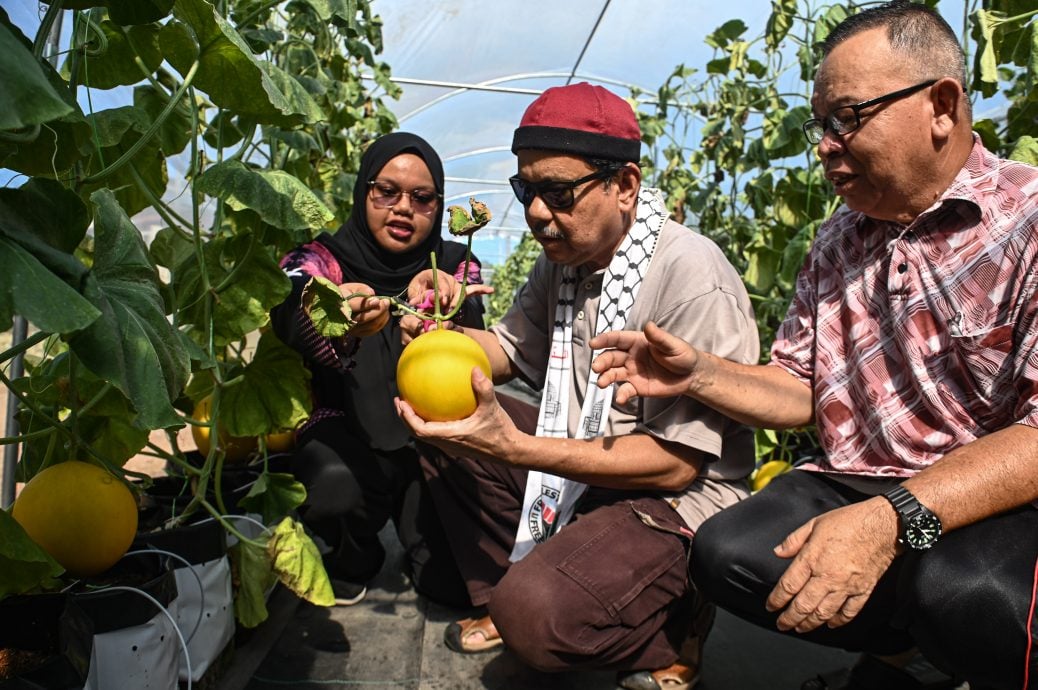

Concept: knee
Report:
left=488, top=565, right=594, bottom=672
left=292, top=441, right=361, bottom=520
left=691, top=509, right=778, bottom=607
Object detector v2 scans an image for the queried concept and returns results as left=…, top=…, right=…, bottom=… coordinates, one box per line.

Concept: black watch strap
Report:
left=883, top=485, right=942, bottom=550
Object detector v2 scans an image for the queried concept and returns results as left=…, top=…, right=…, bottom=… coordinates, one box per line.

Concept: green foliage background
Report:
left=0, top=0, right=397, bottom=618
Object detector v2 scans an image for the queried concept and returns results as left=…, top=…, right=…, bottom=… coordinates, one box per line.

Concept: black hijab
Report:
left=312, top=133, right=473, bottom=451
left=318, top=132, right=448, bottom=297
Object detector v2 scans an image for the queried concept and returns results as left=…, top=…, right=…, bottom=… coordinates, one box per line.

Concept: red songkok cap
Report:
left=511, top=82, right=642, bottom=162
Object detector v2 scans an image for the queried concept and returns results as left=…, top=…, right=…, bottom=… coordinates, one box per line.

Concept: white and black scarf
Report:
left=510, top=187, right=667, bottom=562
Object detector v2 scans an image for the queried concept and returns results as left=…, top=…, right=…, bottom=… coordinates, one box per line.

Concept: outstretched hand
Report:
left=590, top=321, right=700, bottom=404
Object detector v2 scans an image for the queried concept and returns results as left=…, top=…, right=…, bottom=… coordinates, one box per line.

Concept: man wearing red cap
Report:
left=397, top=81, right=759, bottom=688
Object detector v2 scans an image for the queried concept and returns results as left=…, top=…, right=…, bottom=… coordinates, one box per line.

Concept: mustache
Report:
left=531, top=224, right=564, bottom=240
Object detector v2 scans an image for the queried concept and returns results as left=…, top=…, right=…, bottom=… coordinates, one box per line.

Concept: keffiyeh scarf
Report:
left=510, top=187, right=668, bottom=562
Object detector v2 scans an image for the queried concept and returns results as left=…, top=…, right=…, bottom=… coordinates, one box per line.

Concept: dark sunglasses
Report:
left=367, top=180, right=441, bottom=215
left=802, top=79, right=938, bottom=145
left=508, top=168, right=618, bottom=210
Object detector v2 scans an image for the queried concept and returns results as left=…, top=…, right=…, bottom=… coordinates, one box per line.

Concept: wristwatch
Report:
left=882, top=485, right=942, bottom=550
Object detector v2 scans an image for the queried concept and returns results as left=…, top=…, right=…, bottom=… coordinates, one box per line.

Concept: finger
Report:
left=766, top=557, right=812, bottom=613
left=773, top=576, right=830, bottom=631
left=471, top=366, right=495, bottom=401
left=828, top=593, right=869, bottom=628
left=773, top=519, right=814, bottom=559
left=589, top=330, right=634, bottom=351
left=464, top=284, right=495, bottom=298
left=591, top=349, right=628, bottom=378
left=394, top=397, right=424, bottom=430
left=793, top=591, right=847, bottom=633
left=613, top=381, right=639, bottom=405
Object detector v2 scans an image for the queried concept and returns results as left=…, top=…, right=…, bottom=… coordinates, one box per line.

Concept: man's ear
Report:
left=617, top=163, right=641, bottom=212
left=931, top=77, right=964, bottom=141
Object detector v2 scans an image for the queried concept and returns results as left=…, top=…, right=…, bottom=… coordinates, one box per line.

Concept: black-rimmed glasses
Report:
left=367, top=180, right=442, bottom=215
left=508, top=168, right=617, bottom=210
left=802, top=79, right=938, bottom=145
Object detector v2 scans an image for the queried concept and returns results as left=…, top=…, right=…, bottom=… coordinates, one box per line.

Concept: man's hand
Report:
left=395, top=366, right=517, bottom=461
left=339, top=282, right=389, bottom=338
left=590, top=321, right=700, bottom=404
left=766, top=497, right=899, bottom=632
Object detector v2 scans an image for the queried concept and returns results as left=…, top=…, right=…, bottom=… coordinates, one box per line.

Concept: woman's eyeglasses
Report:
left=508, top=168, right=617, bottom=211
left=802, top=79, right=938, bottom=145
left=367, top=180, right=441, bottom=215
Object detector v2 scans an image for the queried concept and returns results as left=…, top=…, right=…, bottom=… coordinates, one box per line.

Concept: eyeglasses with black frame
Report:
left=802, top=79, right=938, bottom=145
left=367, top=180, right=442, bottom=215
left=508, top=167, right=619, bottom=211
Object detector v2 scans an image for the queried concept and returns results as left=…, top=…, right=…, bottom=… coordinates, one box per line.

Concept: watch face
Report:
left=905, top=513, right=942, bottom=550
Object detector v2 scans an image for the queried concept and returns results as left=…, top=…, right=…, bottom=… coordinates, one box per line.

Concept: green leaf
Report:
left=0, top=509, right=66, bottom=597
left=67, top=21, right=164, bottom=90
left=971, top=9, right=1003, bottom=97
left=744, top=245, right=779, bottom=294
left=267, top=517, right=334, bottom=607
left=1009, top=135, right=1038, bottom=166
left=174, top=234, right=291, bottom=345
left=106, top=0, right=175, bottom=25
left=765, top=0, right=797, bottom=51
left=972, top=118, right=1002, bottom=152
left=195, top=160, right=334, bottom=231
left=216, top=330, right=312, bottom=437
left=162, top=1, right=320, bottom=127
left=300, top=275, right=355, bottom=338
left=0, top=178, right=90, bottom=255
left=230, top=537, right=276, bottom=628
left=0, top=19, right=74, bottom=132
left=705, top=19, right=747, bottom=49
left=0, top=234, right=99, bottom=334
left=133, top=82, right=194, bottom=157
left=238, top=472, right=307, bottom=525
left=67, top=190, right=190, bottom=430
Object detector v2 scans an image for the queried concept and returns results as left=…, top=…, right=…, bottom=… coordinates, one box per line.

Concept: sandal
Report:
left=616, top=662, right=699, bottom=690
left=443, top=614, right=504, bottom=654
left=802, top=653, right=959, bottom=690
left=616, top=596, right=713, bottom=690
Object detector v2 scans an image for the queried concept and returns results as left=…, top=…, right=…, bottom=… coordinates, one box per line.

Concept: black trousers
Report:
left=291, top=417, right=470, bottom=607
left=691, top=469, right=1038, bottom=690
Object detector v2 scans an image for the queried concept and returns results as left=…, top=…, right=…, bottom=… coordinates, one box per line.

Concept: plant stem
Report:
left=0, top=331, right=50, bottom=365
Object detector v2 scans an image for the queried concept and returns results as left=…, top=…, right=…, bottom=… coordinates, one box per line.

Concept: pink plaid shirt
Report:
left=771, top=138, right=1038, bottom=477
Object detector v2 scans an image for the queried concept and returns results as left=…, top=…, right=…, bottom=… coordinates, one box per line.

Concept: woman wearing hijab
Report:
left=270, top=132, right=485, bottom=606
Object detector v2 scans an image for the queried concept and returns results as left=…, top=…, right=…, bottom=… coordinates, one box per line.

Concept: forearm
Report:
left=903, top=423, right=1038, bottom=532
left=688, top=353, right=814, bottom=429
left=484, top=431, right=702, bottom=492
left=452, top=325, right=517, bottom=383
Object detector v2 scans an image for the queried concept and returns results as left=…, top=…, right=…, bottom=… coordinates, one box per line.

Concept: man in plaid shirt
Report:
left=591, top=2, right=1038, bottom=689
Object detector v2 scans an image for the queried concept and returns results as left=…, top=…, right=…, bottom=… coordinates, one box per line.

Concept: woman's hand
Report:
left=339, top=282, right=390, bottom=338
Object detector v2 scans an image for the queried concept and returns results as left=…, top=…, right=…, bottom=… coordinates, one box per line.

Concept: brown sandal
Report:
left=443, top=614, right=504, bottom=654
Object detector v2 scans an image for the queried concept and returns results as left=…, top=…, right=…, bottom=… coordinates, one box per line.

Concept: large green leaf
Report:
left=66, top=21, right=164, bottom=90
left=217, top=330, right=312, bottom=437
left=0, top=510, right=66, bottom=598
left=971, top=9, right=1003, bottom=97
left=174, top=234, right=291, bottom=345
left=195, top=160, right=334, bottom=231
left=162, top=0, right=322, bottom=127
left=40, top=0, right=174, bottom=24
left=238, top=472, right=307, bottom=525
left=229, top=537, right=276, bottom=628
left=0, top=178, right=91, bottom=255
left=0, top=242, right=98, bottom=335
left=301, top=275, right=356, bottom=338
left=0, top=18, right=73, bottom=132
left=67, top=190, right=190, bottom=430
left=1009, top=135, right=1038, bottom=166
left=765, top=0, right=798, bottom=51
left=267, top=517, right=333, bottom=607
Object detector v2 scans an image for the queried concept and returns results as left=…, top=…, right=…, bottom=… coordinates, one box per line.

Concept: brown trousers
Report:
left=419, top=395, right=699, bottom=673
